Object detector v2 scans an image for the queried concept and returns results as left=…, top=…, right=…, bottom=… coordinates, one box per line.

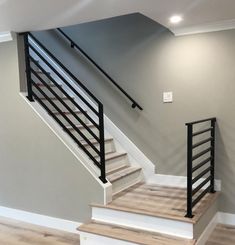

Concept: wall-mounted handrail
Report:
left=23, top=32, right=107, bottom=183
left=185, top=117, right=216, bottom=218
left=57, top=28, right=143, bottom=111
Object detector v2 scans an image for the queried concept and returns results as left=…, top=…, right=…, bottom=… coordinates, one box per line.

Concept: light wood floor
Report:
left=206, top=224, right=235, bottom=245
left=0, top=216, right=80, bottom=244
left=97, top=183, right=219, bottom=224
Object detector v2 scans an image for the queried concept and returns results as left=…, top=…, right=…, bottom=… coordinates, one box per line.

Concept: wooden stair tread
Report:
left=66, top=123, right=95, bottom=130
left=35, top=70, right=49, bottom=73
left=52, top=110, right=83, bottom=115
left=35, top=83, right=60, bottom=87
left=107, top=166, right=141, bottom=182
left=106, top=164, right=129, bottom=175
left=78, top=221, right=196, bottom=245
left=96, top=152, right=127, bottom=161
left=40, top=97, right=72, bottom=101
left=93, top=183, right=219, bottom=224
left=81, top=137, right=113, bottom=146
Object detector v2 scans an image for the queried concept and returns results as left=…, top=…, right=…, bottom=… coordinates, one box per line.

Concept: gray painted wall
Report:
left=0, top=38, right=104, bottom=222
left=34, top=13, right=235, bottom=214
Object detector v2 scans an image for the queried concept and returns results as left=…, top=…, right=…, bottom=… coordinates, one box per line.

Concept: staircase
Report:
left=23, top=32, right=219, bottom=245
left=25, top=32, right=144, bottom=197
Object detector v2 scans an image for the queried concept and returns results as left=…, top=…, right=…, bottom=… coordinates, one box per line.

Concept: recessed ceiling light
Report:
left=170, top=15, right=183, bottom=24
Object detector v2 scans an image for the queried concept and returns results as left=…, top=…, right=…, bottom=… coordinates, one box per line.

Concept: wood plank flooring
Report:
left=206, top=224, right=235, bottom=245
left=0, top=216, right=80, bottom=244
left=95, top=183, right=219, bottom=224
left=79, top=221, right=196, bottom=245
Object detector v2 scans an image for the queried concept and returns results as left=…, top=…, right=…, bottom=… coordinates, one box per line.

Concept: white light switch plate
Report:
left=163, top=92, right=173, bottom=103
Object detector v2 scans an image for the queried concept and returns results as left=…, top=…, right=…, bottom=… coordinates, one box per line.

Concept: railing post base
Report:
left=26, top=95, right=34, bottom=102
left=185, top=213, right=194, bottom=218
left=99, top=176, right=108, bottom=184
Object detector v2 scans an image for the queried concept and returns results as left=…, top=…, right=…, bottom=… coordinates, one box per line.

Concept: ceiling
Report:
left=1, top=0, right=235, bottom=35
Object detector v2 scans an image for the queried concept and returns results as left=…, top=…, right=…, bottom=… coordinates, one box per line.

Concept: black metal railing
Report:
left=56, top=28, right=143, bottom=111
left=185, top=117, right=216, bottom=218
left=23, top=32, right=107, bottom=183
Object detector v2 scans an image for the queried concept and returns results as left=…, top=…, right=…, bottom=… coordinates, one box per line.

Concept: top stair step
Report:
left=94, top=183, right=220, bottom=224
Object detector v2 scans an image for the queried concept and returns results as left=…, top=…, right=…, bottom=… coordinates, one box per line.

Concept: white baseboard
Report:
left=148, top=174, right=221, bottom=191
left=80, top=231, right=136, bottom=245
left=218, top=212, right=235, bottom=226
left=0, top=206, right=81, bottom=233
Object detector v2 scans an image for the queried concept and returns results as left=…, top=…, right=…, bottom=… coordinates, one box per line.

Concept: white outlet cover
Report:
left=163, top=92, right=173, bottom=103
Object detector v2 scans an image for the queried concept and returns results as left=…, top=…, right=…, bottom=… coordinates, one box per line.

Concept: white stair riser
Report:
left=106, top=154, right=128, bottom=171
left=33, top=86, right=63, bottom=98
left=42, top=99, right=76, bottom=112
left=79, top=232, right=136, bottom=245
left=70, top=126, right=99, bottom=141
left=85, top=140, right=115, bottom=157
left=92, top=207, right=193, bottom=239
left=56, top=113, right=88, bottom=127
left=111, top=170, right=142, bottom=195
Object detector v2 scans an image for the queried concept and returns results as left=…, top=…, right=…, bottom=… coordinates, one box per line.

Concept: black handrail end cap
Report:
left=132, top=103, right=143, bottom=111
left=132, top=103, right=137, bottom=109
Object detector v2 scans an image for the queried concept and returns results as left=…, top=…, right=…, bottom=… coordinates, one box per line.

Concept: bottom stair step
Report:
left=78, top=221, right=196, bottom=245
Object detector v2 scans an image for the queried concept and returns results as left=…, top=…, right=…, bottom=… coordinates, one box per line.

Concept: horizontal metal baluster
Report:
left=29, top=43, right=99, bottom=117
left=192, top=176, right=212, bottom=196
left=192, top=186, right=211, bottom=207
left=32, top=80, right=100, bottom=156
left=192, top=147, right=213, bottom=161
left=28, top=32, right=102, bottom=105
left=192, top=157, right=212, bottom=172
left=30, top=64, right=100, bottom=142
left=193, top=137, right=213, bottom=149
left=32, top=91, right=101, bottom=168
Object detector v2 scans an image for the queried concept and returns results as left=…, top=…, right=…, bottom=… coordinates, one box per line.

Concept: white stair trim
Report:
left=104, top=117, right=156, bottom=180
left=92, top=206, right=194, bottom=239
left=79, top=231, right=136, bottom=245
left=148, top=174, right=221, bottom=191
left=0, top=31, right=13, bottom=43
left=0, top=205, right=81, bottom=233
left=218, top=212, right=235, bottom=226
